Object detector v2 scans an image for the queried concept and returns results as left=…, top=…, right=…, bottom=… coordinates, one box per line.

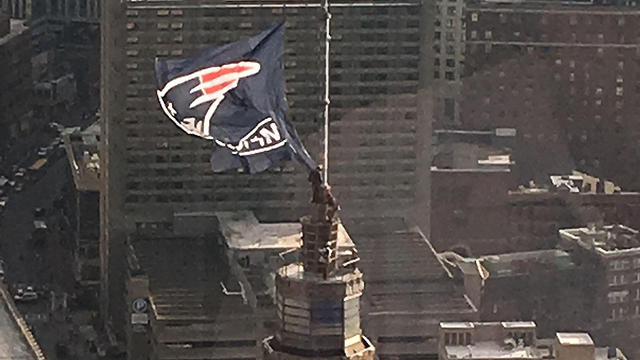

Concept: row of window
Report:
left=434, top=70, right=457, bottom=81
left=609, top=304, right=640, bottom=321
left=469, top=12, right=633, bottom=27
left=609, top=272, right=640, bottom=286
left=444, top=332, right=471, bottom=346
left=610, top=258, right=640, bottom=271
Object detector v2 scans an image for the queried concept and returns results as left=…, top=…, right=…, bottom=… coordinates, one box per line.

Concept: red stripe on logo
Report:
left=199, top=64, right=256, bottom=96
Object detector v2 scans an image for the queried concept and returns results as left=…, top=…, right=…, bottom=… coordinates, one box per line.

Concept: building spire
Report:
left=323, top=0, right=331, bottom=186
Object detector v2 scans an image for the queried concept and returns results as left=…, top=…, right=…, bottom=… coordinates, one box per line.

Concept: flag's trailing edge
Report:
left=155, top=22, right=316, bottom=174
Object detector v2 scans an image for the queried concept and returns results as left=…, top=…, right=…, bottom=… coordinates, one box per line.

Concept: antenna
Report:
left=323, top=0, right=331, bottom=185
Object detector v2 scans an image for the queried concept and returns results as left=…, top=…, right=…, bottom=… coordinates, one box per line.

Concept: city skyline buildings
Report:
left=100, top=0, right=433, bottom=352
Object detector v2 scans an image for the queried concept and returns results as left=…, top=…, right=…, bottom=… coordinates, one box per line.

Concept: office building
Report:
left=101, top=0, right=432, bottom=338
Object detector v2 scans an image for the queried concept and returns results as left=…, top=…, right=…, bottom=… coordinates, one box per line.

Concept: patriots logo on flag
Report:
left=157, top=61, right=261, bottom=139
left=154, top=23, right=315, bottom=173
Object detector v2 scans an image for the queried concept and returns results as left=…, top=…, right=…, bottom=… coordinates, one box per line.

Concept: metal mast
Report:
left=323, top=0, right=331, bottom=186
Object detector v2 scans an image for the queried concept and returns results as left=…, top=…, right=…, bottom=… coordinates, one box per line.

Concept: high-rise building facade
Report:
left=461, top=1, right=640, bottom=187
left=102, top=0, right=432, bottom=339
left=433, top=0, right=465, bottom=127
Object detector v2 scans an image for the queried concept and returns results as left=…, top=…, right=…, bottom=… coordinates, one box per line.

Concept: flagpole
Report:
left=323, top=0, right=331, bottom=186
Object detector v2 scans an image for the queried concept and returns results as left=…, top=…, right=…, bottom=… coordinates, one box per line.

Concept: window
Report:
left=570, top=15, right=577, bottom=25
left=446, top=59, right=455, bottom=67
left=633, top=258, right=640, bottom=268
left=446, top=19, right=454, bottom=28
left=447, top=6, right=456, bottom=15
left=485, top=30, right=492, bottom=39
left=608, top=290, right=629, bottom=304
left=617, top=87, right=624, bottom=96
left=471, top=30, right=477, bottom=39
left=446, top=45, right=455, bottom=55
left=445, top=71, right=455, bottom=81
left=471, top=12, right=478, bottom=22
left=446, top=32, right=455, bottom=41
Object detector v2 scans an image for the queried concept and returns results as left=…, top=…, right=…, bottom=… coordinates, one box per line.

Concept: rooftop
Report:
left=0, top=19, right=27, bottom=46
left=432, top=128, right=515, bottom=171
left=559, top=224, right=640, bottom=253
left=132, top=236, right=251, bottom=322
left=444, top=341, right=539, bottom=359
left=215, top=211, right=354, bottom=250
left=512, top=171, right=636, bottom=196
left=556, top=332, right=593, bottom=346
left=344, top=218, right=476, bottom=315
left=63, top=121, right=100, bottom=192
left=439, top=322, right=626, bottom=360
left=481, top=249, right=575, bottom=277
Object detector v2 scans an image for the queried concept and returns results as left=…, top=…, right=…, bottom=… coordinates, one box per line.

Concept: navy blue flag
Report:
left=155, top=23, right=315, bottom=173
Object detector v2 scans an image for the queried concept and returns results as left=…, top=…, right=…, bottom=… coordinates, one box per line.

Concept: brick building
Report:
left=559, top=224, right=640, bottom=360
left=432, top=171, right=640, bottom=256
left=101, top=0, right=432, bottom=339
left=507, top=177, right=640, bottom=254
left=462, top=1, right=640, bottom=188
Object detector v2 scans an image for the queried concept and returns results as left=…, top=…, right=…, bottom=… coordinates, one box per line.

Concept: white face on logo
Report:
left=156, top=61, right=261, bottom=140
